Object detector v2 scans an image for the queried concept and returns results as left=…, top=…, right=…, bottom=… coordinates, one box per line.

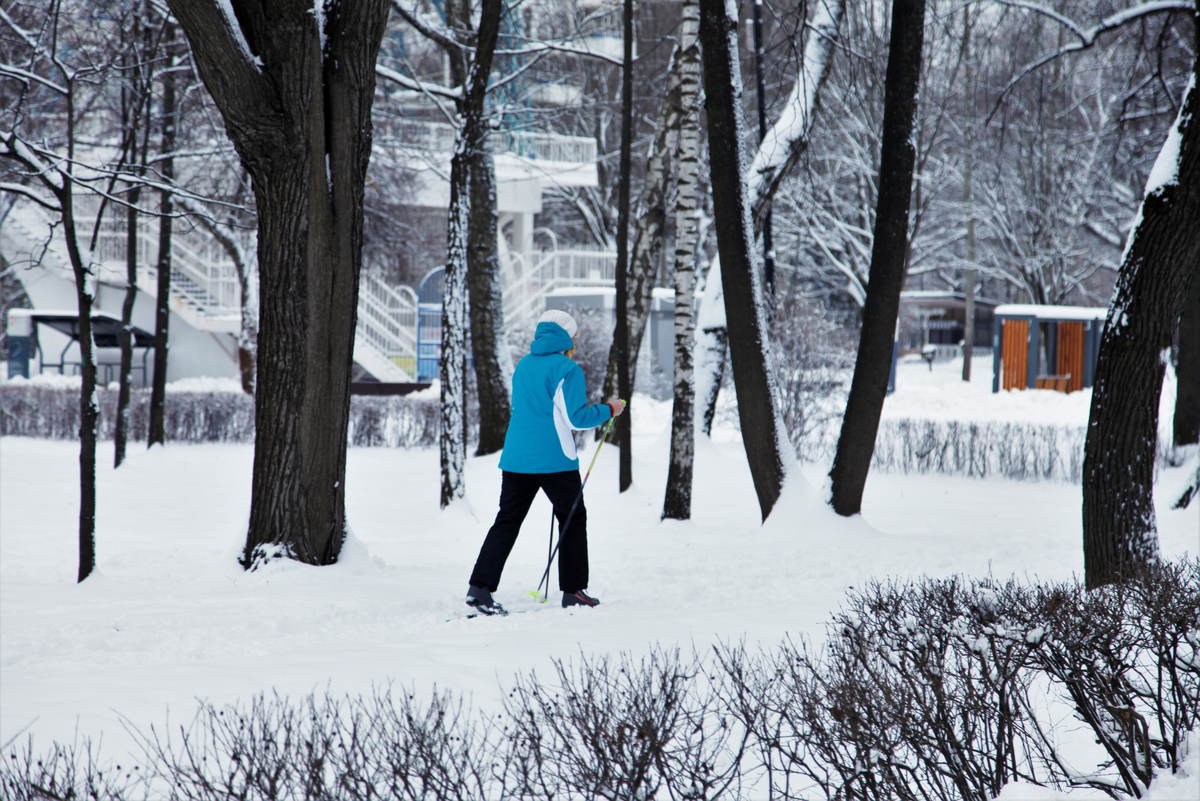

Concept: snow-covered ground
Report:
left=2, top=358, right=1197, bottom=796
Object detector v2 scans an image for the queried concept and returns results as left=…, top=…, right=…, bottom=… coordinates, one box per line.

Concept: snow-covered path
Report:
left=2, top=380, right=1196, bottom=758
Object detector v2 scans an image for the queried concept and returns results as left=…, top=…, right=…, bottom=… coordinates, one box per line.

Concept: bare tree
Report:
left=166, top=0, right=390, bottom=567
left=114, top=2, right=164, bottom=468
left=147, top=26, right=180, bottom=448
left=436, top=0, right=504, bottom=507
left=698, top=0, right=789, bottom=519
left=693, top=0, right=843, bottom=444
left=662, top=0, right=702, bottom=521
left=614, top=0, right=635, bottom=492
left=828, top=0, right=927, bottom=517
left=0, top=1, right=125, bottom=581
left=1083, top=11, right=1199, bottom=588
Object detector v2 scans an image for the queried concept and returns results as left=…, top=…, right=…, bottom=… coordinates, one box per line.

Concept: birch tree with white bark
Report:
left=661, top=0, right=704, bottom=521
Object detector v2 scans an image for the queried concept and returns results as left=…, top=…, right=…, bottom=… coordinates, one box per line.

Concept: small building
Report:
left=991, top=304, right=1107, bottom=393
left=898, top=290, right=998, bottom=360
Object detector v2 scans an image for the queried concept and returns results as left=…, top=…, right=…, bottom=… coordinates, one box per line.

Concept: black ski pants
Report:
left=469, top=470, right=588, bottom=594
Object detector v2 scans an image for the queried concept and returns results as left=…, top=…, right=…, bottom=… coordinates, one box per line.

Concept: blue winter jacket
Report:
left=498, top=321, right=613, bottom=474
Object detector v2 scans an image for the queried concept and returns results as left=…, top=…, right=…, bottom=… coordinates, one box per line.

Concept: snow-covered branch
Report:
left=0, top=63, right=68, bottom=95
left=0, top=181, right=61, bottom=211
left=389, top=0, right=462, bottom=54
left=494, top=40, right=624, bottom=68
left=747, top=0, right=844, bottom=236
left=0, top=130, right=65, bottom=193
left=376, top=64, right=462, bottom=100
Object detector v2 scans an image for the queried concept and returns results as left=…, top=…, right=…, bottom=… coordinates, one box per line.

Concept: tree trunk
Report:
left=751, top=0, right=774, bottom=294
left=828, top=0, right=926, bottom=517
left=168, top=0, right=390, bottom=566
left=440, top=0, right=504, bottom=506
left=61, top=187, right=97, bottom=583
left=467, top=147, right=512, bottom=456
left=1174, top=258, right=1199, bottom=446
left=699, top=0, right=789, bottom=520
left=115, top=188, right=139, bottom=467
left=614, top=0, right=635, bottom=492
left=1082, top=64, right=1200, bottom=588
left=662, top=0, right=703, bottom=521
left=694, top=258, right=727, bottom=437
left=147, top=46, right=176, bottom=449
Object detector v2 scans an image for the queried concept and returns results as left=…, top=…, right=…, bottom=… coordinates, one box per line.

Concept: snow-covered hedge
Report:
left=5, top=561, right=1196, bottom=801
left=872, top=418, right=1090, bottom=482
left=0, top=384, right=447, bottom=448
left=871, top=418, right=1178, bottom=483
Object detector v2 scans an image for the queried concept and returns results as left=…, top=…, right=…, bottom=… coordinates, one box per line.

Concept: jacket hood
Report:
left=530, top=321, right=575, bottom=355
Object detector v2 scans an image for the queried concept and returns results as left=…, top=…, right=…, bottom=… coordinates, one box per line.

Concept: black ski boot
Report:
left=466, top=585, right=507, bottom=616
left=562, top=590, right=600, bottom=608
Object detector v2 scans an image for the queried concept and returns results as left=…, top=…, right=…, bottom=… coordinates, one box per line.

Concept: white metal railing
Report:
left=357, top=271, right=419, bottom=377
left=501, top=248, right=616, bottom=325
left=378, top=119, right=596, bottom=165
left=94, top=217, right=242, bottom=319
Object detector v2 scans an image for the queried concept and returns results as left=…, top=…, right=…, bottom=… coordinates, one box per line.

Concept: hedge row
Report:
left=0, top=384, right=448, bottom=449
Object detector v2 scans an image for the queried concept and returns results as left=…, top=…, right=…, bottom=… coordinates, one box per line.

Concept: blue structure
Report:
left=417, top=267, right=445, bottom=382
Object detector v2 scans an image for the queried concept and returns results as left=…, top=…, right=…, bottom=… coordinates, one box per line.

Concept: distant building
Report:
left=898, top=290, right=998, bottom=359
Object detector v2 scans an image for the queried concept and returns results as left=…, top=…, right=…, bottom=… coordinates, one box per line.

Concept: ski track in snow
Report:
left=1, top=359, right=1196, bottom=761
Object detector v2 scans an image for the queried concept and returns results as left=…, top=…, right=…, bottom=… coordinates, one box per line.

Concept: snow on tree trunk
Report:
left=169, top=0, right=390, bottom=567
left=441, top=151, right=470, bottom=506
left=662, top=0, right=703, bottom=521
left=694, top=256, right=727, bottom=437
left=746, top=0, right=844, bottom=233
left=827, top=0, right=926, bottom=517
left=699, top=0, right=790, bottom=520
left=467, top=147, right=512, bottom=456
left=1082, top=64, right=1200, bottom=588
left=439, top=0, right=504, bottom=507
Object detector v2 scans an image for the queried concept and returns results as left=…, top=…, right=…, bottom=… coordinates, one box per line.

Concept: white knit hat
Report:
left=538, top=309, right=578, bottom=339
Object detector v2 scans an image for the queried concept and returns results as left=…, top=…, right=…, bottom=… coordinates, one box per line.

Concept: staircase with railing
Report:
left=501, top=248, right=617, bottom=325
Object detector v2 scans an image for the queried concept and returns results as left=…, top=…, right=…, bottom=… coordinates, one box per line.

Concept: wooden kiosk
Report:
left=991, top=304, right=1107, bottom=393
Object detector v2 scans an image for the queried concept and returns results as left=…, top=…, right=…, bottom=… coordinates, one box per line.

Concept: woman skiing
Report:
left=466, top=310, right=625, bottom=615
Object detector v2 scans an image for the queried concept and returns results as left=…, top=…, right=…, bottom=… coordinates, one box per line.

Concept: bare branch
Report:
left=389, top=0, right=462, bottom=53
left=988, top=0, right=1194, bottom=120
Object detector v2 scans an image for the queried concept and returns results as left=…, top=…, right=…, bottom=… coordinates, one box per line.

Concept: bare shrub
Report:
left=770, top=293, right=854, bottom=461
left=715, top=563, right=1200, bottom=799
left=0, top=385, right=444, bottom=448
left=2, top=736, right=140, bottom=801
left=3, top=564, right=1195, bottom=800
left=503, top=647, right=750, bottom=800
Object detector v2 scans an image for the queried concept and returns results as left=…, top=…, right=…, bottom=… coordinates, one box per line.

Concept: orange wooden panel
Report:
left=1002, top=319, right=1029, bottom=391
left=1057, top=322, right=1085, bottom=393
